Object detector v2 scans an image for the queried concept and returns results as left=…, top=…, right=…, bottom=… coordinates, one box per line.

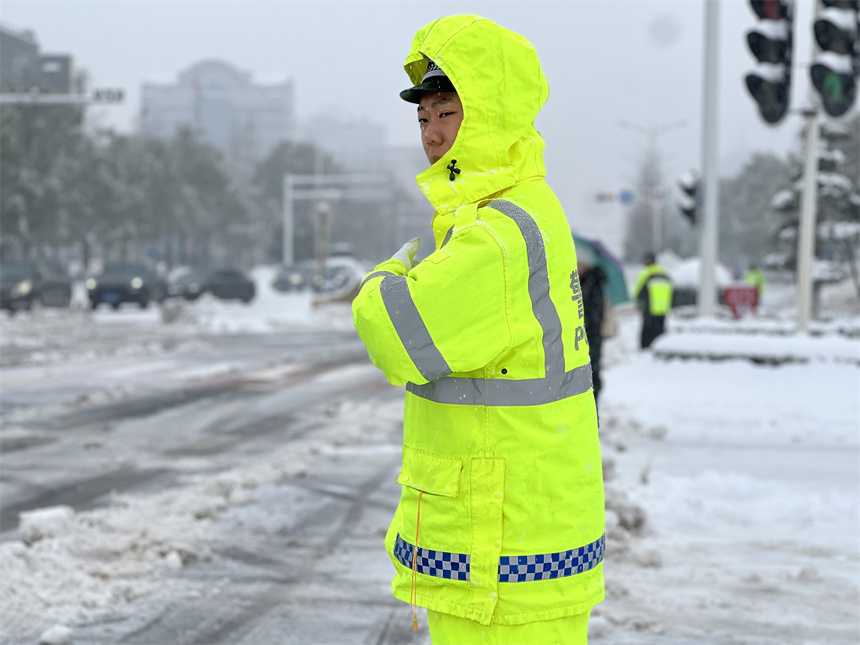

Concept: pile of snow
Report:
left=162, top=266, right=356, bottom=335
left=652, top=330, right=859, bottom=365
left=0, top=265, right=360, bottom=369
left=0, top=397, right=398, bottom=640
left=668, top=257, right=734, bottom=289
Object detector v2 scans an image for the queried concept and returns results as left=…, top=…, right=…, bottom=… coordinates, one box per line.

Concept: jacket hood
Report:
left=404, top=15, right=549, bottom=214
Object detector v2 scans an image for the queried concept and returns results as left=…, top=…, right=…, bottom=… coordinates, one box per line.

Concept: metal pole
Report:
left=796, top=0, right=823, bottom=333
left=651, top=193, right=660, bottom=253
left=797, top=111, right=820, bottom=333
left=282, top=174, right=294, bottom=266
left=698, top=0, right=721, bottom=318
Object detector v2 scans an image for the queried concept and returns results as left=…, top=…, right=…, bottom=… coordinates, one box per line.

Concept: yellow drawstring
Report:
left=411, top=490, right=424, bottom=630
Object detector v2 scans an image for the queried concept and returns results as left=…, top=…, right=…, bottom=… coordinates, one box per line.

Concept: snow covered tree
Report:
left=769, top=114, right=860, bottom=302
left=0, top=102, right=87, bottom=258
left=719, top=152, right=792, bottom=269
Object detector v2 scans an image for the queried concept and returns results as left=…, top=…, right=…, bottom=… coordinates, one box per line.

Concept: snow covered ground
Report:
left=591, top=305, right=859, bottom=643
left=0, top=267, right=858, bottom=643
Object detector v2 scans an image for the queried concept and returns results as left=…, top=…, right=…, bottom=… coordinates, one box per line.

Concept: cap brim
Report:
left=399, top=76, right=457, bottom=103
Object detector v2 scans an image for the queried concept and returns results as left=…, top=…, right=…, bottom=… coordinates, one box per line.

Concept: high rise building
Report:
left=0, top=23, right=80, bottom=93
left=140, top=59, right=294, bottom=170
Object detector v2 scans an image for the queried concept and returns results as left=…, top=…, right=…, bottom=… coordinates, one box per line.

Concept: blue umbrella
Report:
left=573, top=235, right=630, bottom=305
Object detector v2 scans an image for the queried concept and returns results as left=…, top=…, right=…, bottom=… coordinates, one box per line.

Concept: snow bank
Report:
left=0, top=397, right=400, bottom=640
left=18, top=506, right=76, bottom=546
left=669, top=257, right=734, bottom=289
left=652, top=329, right=860, bottom=365
left=0, top=265, right=358, bottom=369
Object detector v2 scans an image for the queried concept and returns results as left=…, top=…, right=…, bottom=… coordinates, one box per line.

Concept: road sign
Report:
left=92, top=89, right=125, bottom=103
left=723, top=285, right=759, bottom=319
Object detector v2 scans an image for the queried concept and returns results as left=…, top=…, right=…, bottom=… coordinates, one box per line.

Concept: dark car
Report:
left=87, top=263, right=167, bottom=310
left=167, top=269, right=209, bottom=301
left=0, top=262, right=73, bottom=312
left=272, top=261, right=315, bottom=293
left=207, top=269, right=255, bottom=303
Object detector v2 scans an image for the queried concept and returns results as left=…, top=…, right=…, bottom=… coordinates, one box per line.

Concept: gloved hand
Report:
left=391, top=237, right=421, bottom=271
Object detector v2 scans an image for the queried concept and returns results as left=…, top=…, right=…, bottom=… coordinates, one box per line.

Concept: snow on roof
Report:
left=669, top=257, right=734, bottom=289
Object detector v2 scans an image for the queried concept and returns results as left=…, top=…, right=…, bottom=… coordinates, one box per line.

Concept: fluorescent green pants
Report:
left=427, top=610, right=590, bottom=645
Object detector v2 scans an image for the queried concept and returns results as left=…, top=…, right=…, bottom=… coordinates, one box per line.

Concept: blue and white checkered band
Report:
left=498, top=534, right=605, bottom=583
left=394, top=534, right=470, bottom=581
left=393, top=533, right=605, bottom=583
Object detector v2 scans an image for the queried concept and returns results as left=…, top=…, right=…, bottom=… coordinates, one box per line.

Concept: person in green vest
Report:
left=745, top=263, right=766, bottom=301
left=631, top=252, right=674, bottom=349
left=352, top=15, right=604, bottom=645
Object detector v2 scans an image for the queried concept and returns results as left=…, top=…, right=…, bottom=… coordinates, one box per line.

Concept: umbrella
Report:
left=573, top=235, right=630, bottom=305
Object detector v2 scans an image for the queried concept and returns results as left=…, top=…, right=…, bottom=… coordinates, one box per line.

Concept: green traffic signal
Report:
left=811, top=63, right=856, bottom=116
left=824, top=72, right=844, bottom=100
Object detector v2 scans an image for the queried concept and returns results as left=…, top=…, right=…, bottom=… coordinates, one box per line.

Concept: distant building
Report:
left=306, top=113, right=386, bottom=170
left=0, top=23, right=80, bottom=93
left=141, top=60, right=294, bottom=170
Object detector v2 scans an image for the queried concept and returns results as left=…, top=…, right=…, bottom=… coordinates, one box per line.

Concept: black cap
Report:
left=400, top=59, right=456, bottom=104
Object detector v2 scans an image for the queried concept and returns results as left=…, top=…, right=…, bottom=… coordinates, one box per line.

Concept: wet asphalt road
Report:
left=0, top=323, right=430, bottom=645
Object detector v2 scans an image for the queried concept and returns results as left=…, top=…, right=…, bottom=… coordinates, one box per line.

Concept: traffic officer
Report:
left=352, top=15, right=605, bottom=645
left=631, top=252, right=674, bottom=349
left=745, top=263, right=766, bottom=301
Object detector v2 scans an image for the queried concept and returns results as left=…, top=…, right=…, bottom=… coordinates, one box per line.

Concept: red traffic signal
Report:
left=749, top=0, right=790, bottom=21
left=745, top=0, right=793, bottom=125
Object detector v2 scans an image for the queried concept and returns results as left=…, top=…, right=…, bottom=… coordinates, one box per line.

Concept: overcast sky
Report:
left=0, top=1, right=833, bottom=249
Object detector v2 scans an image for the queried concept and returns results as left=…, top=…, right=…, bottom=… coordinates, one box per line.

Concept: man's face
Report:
left=417, top=92, right=463, bottom=166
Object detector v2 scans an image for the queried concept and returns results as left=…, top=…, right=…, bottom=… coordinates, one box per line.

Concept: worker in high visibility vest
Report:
left=352, top=15, right=605, bottom=645
left=745, top=264, right=766, bottom=300
left=632, top=252, right=674, bottom=349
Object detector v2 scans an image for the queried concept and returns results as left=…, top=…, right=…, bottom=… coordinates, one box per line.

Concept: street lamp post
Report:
left=618, top=118, right=689, bottom=256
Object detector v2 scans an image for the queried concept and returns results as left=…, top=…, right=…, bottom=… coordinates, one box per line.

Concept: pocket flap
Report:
left=397, top=446, right=463, bottom=497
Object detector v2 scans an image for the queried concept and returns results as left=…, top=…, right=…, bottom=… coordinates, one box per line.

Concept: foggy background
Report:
left=2, top=0, right=848, bottom=271
left=1, top=3, right=858, bottom=644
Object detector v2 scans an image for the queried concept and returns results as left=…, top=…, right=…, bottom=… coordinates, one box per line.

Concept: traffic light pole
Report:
left=699, top=0, right=721, bottom=318
left=796, top=0, right=826, bottom=333
left=796, top=108, right=820, bottom=333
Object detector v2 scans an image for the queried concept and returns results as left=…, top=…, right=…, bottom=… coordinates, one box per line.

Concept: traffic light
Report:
left=811, top=1, right=859, bottom=117
left=744, top=0, right=794, bottom=125
left=678, top=170, right=700, bottom=226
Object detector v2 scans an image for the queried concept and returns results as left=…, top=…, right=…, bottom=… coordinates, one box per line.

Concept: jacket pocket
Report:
left=397, top=446, right=463, bottom=498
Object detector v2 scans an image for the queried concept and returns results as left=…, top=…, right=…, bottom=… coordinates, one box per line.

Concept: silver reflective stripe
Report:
left=359, top=270, right=396, bottom=290
left=486, top=199, right=565, bottom=377
left=380, top=275, right=451, bottom=381
left=441, top=226, right=454, bottom=248
left=406, top=362, right=592, bottom=406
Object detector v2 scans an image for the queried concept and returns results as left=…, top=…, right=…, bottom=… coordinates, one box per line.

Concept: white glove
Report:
left=391, top=237, right=421, bottom=271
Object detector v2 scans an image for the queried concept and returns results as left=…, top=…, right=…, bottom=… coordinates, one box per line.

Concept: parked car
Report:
left=206, top=269, right=255, bottom=303
left=0, top=262, right=73, bottom=312
left=86, top=263, right=167, bottom=310
left=272, top=261, right=315, bottom=293
left=272, top=257, right=365, bottom=297
left=167, top=269, right=209, bottom=301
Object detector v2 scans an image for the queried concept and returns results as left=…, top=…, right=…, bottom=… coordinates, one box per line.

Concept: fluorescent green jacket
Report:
left=745, top=268, right=766, bottom=296
left=632, top=264, right=674, bottom=316
left=352, top=15, right=605, bottom=626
